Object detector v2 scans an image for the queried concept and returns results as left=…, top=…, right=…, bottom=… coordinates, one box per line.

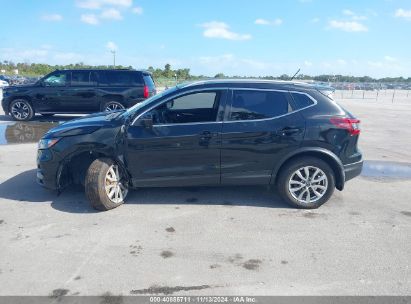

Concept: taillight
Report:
left=143, top=85, right=149, bottom=98
left=330, top=117, right=361, bottom=135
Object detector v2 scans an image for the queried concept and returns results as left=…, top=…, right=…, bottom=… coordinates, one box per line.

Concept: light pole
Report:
left=111, top=50, right=116, bottom=68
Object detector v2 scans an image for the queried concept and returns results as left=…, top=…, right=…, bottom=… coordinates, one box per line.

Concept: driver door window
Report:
left=146, top=91, right=220, bottom=125
left=43, top=72, right=67, bottom=87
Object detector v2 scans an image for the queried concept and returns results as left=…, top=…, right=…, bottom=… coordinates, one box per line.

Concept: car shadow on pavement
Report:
left=0, top=169, right=291, bottom=213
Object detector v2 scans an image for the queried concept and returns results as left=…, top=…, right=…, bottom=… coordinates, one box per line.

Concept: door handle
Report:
left=277, top=127, right=302, bottom=136
left=200, top=131, right=212, bottom=140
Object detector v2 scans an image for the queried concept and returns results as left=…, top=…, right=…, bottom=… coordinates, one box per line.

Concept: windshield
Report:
left=125, top=86, right=179, bottom=116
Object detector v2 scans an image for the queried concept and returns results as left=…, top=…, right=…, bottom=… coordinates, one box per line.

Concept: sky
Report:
left=0, top=0, right=411, bottom=78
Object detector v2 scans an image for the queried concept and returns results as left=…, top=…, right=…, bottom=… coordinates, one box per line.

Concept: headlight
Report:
left=38, top=138, right=61, bottom=149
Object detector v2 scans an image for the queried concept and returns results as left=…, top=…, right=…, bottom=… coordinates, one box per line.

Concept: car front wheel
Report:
left=277, top=157, right=335, bottom=209
left=9, top=99, right=34, bottom=121
left=85, top=158, right=129, bottom=211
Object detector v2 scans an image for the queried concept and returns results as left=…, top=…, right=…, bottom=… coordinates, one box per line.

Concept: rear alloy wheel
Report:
left=103, top=101, right=125, bottom=112
left=277, top=157, right=335, bottom=209
left=85, top=158, right=129, bottom=211
left=288, top=166, right=328, bottom=204
left=10, top=99, right=34, bottom=121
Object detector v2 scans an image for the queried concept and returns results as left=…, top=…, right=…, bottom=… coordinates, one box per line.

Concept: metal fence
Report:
left=334, top=89, right=411, bottom=103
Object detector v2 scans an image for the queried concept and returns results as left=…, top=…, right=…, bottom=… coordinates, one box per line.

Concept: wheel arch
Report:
left=8, top=96, right=34, bottom=110
left=100, top=95, right=126, bottom=111
left=101, top=94, right=124, bottom=102
left=56, top=147, right=129, bottom=190
left=271, top=148, right=345, bottom=191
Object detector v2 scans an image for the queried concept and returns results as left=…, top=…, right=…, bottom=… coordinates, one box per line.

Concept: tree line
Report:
left=1, top=61, right=410, bottom=83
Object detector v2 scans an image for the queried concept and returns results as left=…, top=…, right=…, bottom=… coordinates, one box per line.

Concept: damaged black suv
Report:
left=37, top=80, right=363, bottom=211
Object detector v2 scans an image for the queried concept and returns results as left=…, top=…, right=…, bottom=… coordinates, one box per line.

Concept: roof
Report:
left=57, top=68, right=151, bottom=74
left=178, top=79, right=320, bottom=90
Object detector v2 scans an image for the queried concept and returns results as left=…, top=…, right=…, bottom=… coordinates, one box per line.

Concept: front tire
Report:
left=85, top=158, right=129, bottom=211
left=9, top=99, right=34, bottom=121
left=277, top=157, right=335, bottom=209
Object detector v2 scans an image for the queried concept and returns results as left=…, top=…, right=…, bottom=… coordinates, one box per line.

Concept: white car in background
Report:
left=0, top=79, right=9, bottom=88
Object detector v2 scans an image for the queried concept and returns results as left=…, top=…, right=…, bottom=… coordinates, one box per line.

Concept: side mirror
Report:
left=140, top=116, right=153, bottom=129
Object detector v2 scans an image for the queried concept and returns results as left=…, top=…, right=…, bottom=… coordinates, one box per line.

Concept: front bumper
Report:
left=344, top=160, right=363, bottom=182
left=37, top=149, right=59, bottom=190
left=1, top=95, right=9, bottom=114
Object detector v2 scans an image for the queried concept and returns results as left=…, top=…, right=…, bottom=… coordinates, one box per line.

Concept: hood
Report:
left=3, top=84, right=38, bottom=91
left=43, top=110, right=125, bottom=139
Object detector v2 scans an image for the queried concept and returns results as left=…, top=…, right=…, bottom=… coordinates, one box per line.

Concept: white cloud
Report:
left=337, top=59, right=347, bottom=65
left=41, top=14, right=63, bottom=21
left=342, top=9, right=367, bottom=20
left=132, top=6, right=143, bottom=15
left=53, top=52, right=84, bottom=62
left=101, top=8, right=122, bottom=20
left=76, top=0, right=103, bottom=9
left=304, top=60, right=313, bottom=67
left=311, top=17, right=320, bottom=23
left=106, top=41, right=118, bottom=52
left=329, top=20, right=368, bottom=32
left=81, top=14, right=99, bottom=25
left=255, top=19, right=270, bottom=25
left=255, top=18, right=283, bottom=26
left=367, top=61, right=384, bottom=68
left=352, top=15, right=367, bottom=21
left=76, top=0, right=132, bottom=10
left=200, top=21, right=251, bottom=41
left=0, top=47, right=85, bottom=65
left=384, top=56, right=397, bottom=62
left=395, top=9, right=411, bottom=21
left=342, top=9, right=355, bottom=16
left=104, top=0, right=132, bottom=7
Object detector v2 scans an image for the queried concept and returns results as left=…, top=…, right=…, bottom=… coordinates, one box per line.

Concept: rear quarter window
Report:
left=230, top=90, right=292, bottom=121
left=290, top=92, right=315, bottom=110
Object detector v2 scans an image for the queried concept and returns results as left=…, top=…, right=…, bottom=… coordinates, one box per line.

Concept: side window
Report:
left=43, top=72, right=67, bottom=87
left=144, top=91, right=220, bottom=125
left=106, top=71, right=132, bottom=86
left=90, top=71, right=99, bottom=86
left=291, top=92, right=315, bottom=110
left=71, top=71, right=91, bottom=86
left=229, top=90, right=291, bottom=121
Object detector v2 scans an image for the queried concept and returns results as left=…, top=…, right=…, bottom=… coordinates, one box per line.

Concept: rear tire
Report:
left=9, top=99, right=34, bottom=121
left=277, top=157, right=335, bottom=209
left=85, top=158, right=128, bottom=211
left=101, top=101, right=125, bottom=112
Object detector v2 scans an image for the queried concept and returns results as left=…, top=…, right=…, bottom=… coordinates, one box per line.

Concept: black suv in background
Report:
left=1, top=69, right=156, bottom=121
left=37, top=80, right=363, bottom=211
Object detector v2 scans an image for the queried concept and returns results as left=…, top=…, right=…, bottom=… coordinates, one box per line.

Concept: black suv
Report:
left=37, top=80, right=363, bottom=211
left=1, top=69, right=156, bottom=121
